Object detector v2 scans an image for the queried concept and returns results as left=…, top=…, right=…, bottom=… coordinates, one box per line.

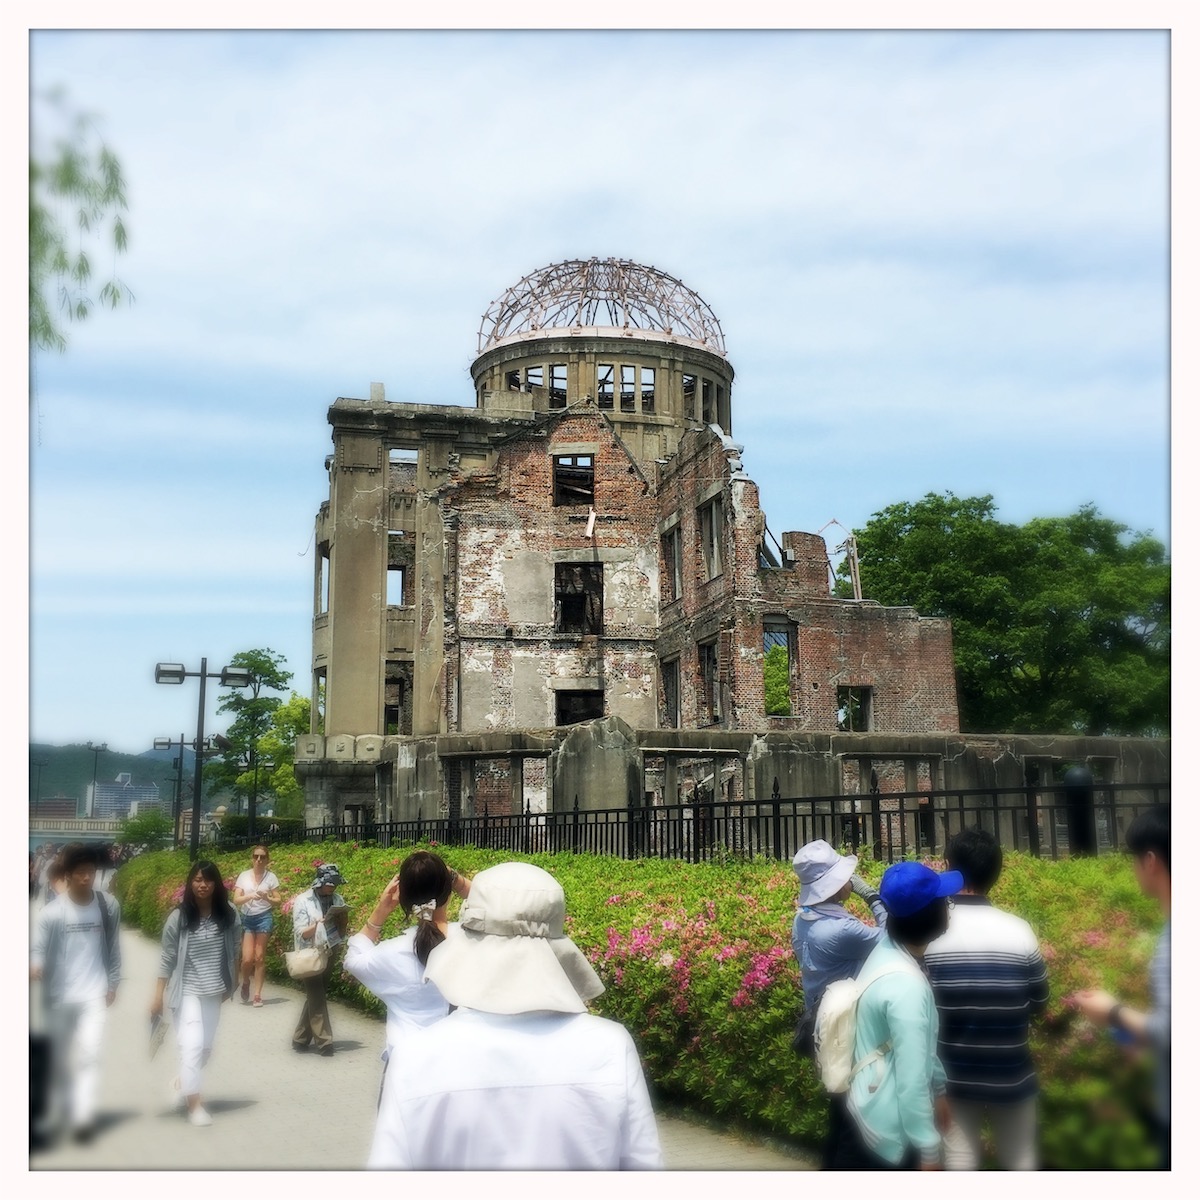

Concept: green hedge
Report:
left=113, top=842, right=1162, bottom=1168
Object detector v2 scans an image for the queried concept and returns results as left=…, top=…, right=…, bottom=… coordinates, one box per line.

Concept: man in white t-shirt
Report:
left=30, top=843, right=122, bottom=1147
left=368, top=861, right=662, bottom=1171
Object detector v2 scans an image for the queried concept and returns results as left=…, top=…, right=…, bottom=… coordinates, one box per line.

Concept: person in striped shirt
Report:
left=151, top=861, right=240, bottom=1127
left=924, top=828, right=1049, bottom=1169
left=1070, top=805, right=1170, bottom=1169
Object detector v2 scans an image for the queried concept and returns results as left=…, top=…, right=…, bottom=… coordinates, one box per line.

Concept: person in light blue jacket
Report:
left=290, top=862, right=349, bottom=1055
left=832, top=861, right=963, bottom=1171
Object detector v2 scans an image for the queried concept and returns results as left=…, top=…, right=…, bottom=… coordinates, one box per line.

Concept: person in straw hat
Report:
left=367, top=861, right=662, bottom=1170
left=790, top=839, right=888, bottom=1167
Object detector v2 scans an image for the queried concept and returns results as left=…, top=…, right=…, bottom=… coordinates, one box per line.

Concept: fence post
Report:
left=571, top=795, right=580, bottom=854
left=771, top=776, right=783, bottom=862
left=1024, top=786, right=1041, bottom=857
left=523, top=799, right=530, bottom=856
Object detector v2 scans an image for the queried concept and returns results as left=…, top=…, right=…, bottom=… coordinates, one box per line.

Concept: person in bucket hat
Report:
left=368, top=861, right=662, bottom=1170
left=790, top=840, right=888, bottom=1166
left=831, top=860, right=963, bottom=1170
left=290, top=862, right=349, bottom=1055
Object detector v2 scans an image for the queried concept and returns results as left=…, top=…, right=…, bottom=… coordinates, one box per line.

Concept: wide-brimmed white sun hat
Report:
left=792, top=839, right=858, bottom=906
left=423, top=861, right=604, bottom=1015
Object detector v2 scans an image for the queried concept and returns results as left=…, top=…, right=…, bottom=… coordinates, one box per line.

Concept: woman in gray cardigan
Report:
left=151, top=861, right=240, bottom=1127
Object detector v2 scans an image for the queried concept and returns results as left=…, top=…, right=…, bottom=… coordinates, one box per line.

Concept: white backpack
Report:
left=813, top=955, right=924, bottom=1094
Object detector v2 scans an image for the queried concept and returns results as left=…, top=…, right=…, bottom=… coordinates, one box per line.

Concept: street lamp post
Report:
left=85, top=740, right=108, bottom=816
left=153, top=733, right=191, bottom=849
left=155, top=660, right=253, bottom=860
left=31, top=756, right=49, bottom=820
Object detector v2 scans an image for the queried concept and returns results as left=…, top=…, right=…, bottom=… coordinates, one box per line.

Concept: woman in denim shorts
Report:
left=232, top=845, right=281, bottom=1007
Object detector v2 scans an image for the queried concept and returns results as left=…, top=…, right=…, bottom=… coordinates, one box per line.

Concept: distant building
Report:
left=88, top=772, right=162, bottom=819
left=29, top=795, right=79, bottom=819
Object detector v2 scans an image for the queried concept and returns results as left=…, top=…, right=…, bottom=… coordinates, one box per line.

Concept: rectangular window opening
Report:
left=556, top=690, right=605, bottom=726
left=683, top=373, right=697, bottom=419
left=318, top=545, right=330, bottom=614
left=384, top=661, right=410, bottom=736
left=641, top=367, right=656, bottom=413
left=698, top=642, right=721, bottom=725
left=699, top=498, right=723, bottom=579
left=701, top=378, right=714, bottom=423
left=550, top=364, right=568, bottom=407
left=837, top=686, right=873, bottom=732
left=525, top=365, right=544, bottom=389
left=313, top=669, right=327, bottom=735
left=662, top=526, right=683, bottom=602
left=597, top=364, right=614, bottom=409
left=554, top=562, right=604, bottom=635
left=552, top=454, right=594, bottom=506
left=506, top=369, right=522, bottom=391
left=620, top=365, right=636, bottom=412
left=661, top=659, right=680, bottom=729
left=763, top=623, right=792, bottom=716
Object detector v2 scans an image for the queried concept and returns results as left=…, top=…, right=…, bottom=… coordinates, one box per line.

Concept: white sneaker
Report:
left=188, top=1106, right=213, bottom=1127
left=169, top=1079, right=185, bottom=1111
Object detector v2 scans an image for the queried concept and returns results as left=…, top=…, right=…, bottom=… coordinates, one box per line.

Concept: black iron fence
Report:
left=287, top=781, right=1169, bottom=865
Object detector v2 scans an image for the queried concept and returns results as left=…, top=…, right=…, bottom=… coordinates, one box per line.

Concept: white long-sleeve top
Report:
left=368, top=1008, right=663, bottom=1170
left=343, top=928, right=450, bottom=1059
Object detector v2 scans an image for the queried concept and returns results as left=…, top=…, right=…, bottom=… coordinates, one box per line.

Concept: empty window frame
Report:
left=506, top=369, right=522, bottom=391
left=556, top=690, right=605, bottom=726
left=620, top=365, right=636, bottom=412
left=317, top=544, right=331, bottom=614
left=383, top=661, right=409, bottom=735
left=313, top=669, right=327, bottom=735
left=701, top=378, right=714, bottom=423
left=698, top=641, right=721, bottom=724
left=662, top=525, right=683, bottom=602
left=597, top=364, right=614, bottom=409
left=699, top=498, right=724, bottom=578
left=716, top=384, right=727, bottom=428
left=550, top=363, right=568, bottom=408
left=525, top=365, right=544, bottom=389
left=763, top=621, right=792, bottom=716
left=552, top=454, right=594, bottom=506
left=641, top=367, right=656, bottom=413
left=837, top=686, right=873, bottom=732
left=683, top=373, right=697, bottom=419
left=554, top=562, right=604, bottom=635
left=661, top=658, right=680, bottom=729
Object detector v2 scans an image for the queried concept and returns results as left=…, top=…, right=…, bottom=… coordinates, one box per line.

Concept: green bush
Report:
left=113, top=842, right=1163, bottom=1168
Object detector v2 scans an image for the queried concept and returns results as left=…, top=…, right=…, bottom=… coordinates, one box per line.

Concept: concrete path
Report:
left=30, top=913, right=816, bottom=1171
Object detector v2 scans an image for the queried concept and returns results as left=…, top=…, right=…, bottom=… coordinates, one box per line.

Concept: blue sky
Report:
left=26, top=28, right=1171, bottom=756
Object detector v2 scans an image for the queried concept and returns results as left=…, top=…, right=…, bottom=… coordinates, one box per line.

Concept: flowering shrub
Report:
left=113, top=842, right=1162, bottom=1167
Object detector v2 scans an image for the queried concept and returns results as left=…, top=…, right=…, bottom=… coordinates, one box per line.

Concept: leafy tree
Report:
left=257, top=692, right=312, bottom=821
left=30, top=88, right=132, bottom=354
left=205, top=649, right=293, bottom=810
left=837, top=493, right=1169, bottom=736
left=117, top=808, right=173, bottom=850
left=763, top=644, right=791, bottom=716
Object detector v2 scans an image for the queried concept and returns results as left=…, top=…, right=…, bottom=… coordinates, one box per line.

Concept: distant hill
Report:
left=28, top=742, right=197, bottom=812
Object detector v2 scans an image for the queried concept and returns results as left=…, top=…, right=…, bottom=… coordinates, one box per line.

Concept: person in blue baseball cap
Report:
left=831, top=860, right=963, bottom=1170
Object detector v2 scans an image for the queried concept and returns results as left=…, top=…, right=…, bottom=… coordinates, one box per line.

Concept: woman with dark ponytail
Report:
left=344, top=851, right=471, bottom=1083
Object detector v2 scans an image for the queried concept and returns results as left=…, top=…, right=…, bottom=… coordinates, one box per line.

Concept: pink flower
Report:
left=1080, top=931, right=1106, bottom=948
left=715, top=945, right=739, bottom=963
left=605, top=894, right=622, bottom=906
left=281, top=898, right=294, bottom=915
left=312, top=858, right=325, bottom=867
left=1041, top=942, right=1058, bottom=962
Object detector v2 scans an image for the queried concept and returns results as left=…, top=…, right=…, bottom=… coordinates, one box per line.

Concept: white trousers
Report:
left=942, top=1096, right=1039, bottom=1170
left=46, top=995, right=107, bottom=1132
left=174, top=993, right=223, bottom=1098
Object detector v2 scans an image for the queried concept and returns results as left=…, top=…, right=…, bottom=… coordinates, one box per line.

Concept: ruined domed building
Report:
left=295, top=259, right=1163, bottom=834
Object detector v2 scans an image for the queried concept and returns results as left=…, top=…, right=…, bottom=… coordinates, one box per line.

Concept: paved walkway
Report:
left=31, top=913, right=815, bottom=1171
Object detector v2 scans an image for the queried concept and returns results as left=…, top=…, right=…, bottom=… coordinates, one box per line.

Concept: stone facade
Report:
left=295, top=259, right=1163, bottom=826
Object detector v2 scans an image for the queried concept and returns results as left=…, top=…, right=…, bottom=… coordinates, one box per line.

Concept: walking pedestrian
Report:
left=151, top=861, right=240, bottom=1127
left=831, top=860, right=962, bottom=1170
left=29, top=843, right=122, bottom=1146
left=1068, top=805, right=1171, bottom=1169
left=232, top=844, right=282, bottom=1007
left=344, top=851, right=469, bottom=1096
left=368, top=861, right=662, bottom=1170
left=290, top=862, right=349, bottom=1055
left=924, top=827, right=1049, bottom=1169
left=790, top=839, right=888, bottom=1166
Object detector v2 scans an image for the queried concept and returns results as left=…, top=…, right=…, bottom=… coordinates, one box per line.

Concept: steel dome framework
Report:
left=478, top=258, right=726, bottom=357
